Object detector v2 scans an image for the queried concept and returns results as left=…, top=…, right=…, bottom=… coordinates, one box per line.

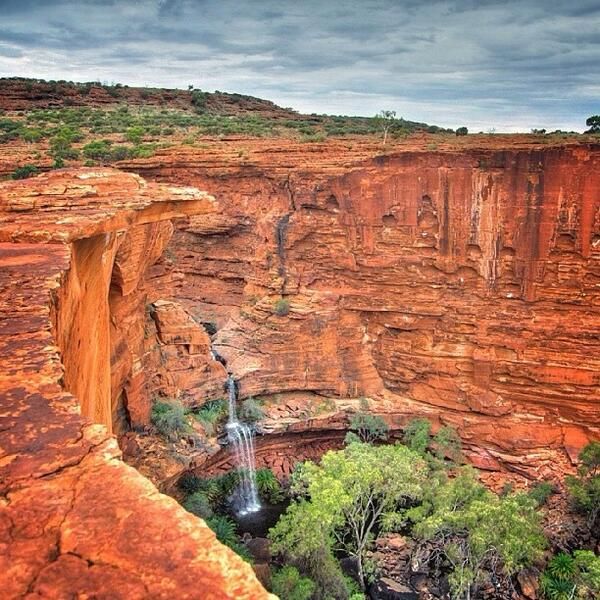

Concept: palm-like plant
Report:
left=547, top=553, right=577, bottom=582
left=541, top=553, right=577, bottom=600
left=255, top=468, right=285, bottom=503
left=540, top=573, right=576, bottom=600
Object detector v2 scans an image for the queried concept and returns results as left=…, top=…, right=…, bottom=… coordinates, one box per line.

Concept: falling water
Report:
left=225, top=375, right=261, bottom=515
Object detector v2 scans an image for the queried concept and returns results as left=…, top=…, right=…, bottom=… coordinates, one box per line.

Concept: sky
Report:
left=0, top=0, right=598, bottom=132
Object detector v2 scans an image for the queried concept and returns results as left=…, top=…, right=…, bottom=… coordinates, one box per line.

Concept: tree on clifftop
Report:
left=374, top=110, right=397, bottom=145
left=585, top=115, right=600, bottom=133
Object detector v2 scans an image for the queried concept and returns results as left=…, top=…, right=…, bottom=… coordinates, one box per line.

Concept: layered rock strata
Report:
left=0, top=169, right=271, bottom=599
left=121, top=140, right=600, bottom=479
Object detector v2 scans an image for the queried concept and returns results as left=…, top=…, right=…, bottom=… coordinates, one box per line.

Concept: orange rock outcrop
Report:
left=120, top=138, right=600, bottom=479
left=0, top=169, right=272, bottom=599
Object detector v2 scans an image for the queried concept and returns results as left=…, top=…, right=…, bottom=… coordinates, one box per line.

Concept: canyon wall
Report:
left=0, top=169, right=271, bottom=599
left=123, top=141, right=600, bottom=479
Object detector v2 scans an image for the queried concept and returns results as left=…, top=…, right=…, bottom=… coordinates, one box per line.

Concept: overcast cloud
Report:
left=0, top=0, right=598, bottom=131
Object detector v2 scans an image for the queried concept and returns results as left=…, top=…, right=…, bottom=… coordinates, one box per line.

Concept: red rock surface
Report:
left=120, top=138, right=600, bottom=478
left=0, top=170, right=272, bottom=599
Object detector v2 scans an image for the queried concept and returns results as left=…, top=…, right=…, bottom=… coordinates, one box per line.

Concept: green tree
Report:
left=269, top=442, right=428, bottom=588
left=374, top=110, right=397, bottom=144
left=456, top=126, right=469, bottom=136
left=585, top=115, right=600, bottom=133
left=271, top=566, right=316, bottom=600
left=345, top=410, right=389, bottom=444
left=403, top=417, right=432, bottom=455
left=412, top=467, right=545, bottom=600
left=566, top=442, right=600, bottom=528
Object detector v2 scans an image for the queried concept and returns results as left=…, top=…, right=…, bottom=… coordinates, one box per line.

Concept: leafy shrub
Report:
left=433, top=425, right=463, bottom=463
left=456, top=126, right=469, bottom=136
left=0, top=117, right=23, bottom=142
left=21, top=128, right=44, bottom=143
left=49, top=131, right=80, bottom=161
left=191, top=89, right=209, bottom=112
left=255, top=468, right=285, bottom=503
left=300, top=546, right=353, bottom=600
left=125, top=125, right=145, bottom=144
left=343, top=574, right=366, bottom=599
left=403, top=418, right=432, bottom=454
left=240, top=397, right=265, bottom=423
left=572, top=550, right=600, bottom=597
left=271, top=566, right=316, bottom=600
left=528, top=481, right=556, bottom=506
left=566, top=442, right=600, bottom=528
left=82, top=139, right=140, bottom=162
left=274, top=298, right=290, bottom=316
left=128, top=143, right=157, bottom=158
left=345, top=410, right=389, bottom=444
left=151, top=399, right=188, bottom=439
left=183, top=491, right=214, bottom=519
left=191, top=398, right=227, bottom=436
left=11, top=164, right=38, bottom=180
left=83, top=139, right=114, bottom=161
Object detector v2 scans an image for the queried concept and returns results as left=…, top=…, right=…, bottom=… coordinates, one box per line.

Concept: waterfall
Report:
left=225, top=375, right=261, bottom=515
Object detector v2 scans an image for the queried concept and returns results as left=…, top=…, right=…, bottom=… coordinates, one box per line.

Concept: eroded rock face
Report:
left=0, top=170, right=272, bottom=599
left=121, top=140, right=600, bottom=478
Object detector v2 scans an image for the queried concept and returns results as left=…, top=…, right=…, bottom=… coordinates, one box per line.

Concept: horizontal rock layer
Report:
left=121, top=140, right=600, bottom=478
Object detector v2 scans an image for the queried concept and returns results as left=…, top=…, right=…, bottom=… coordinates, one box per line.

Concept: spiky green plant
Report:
left=191, top=398, right=227, bottom=436
left=255, top=468, right=285, bottom=503
left=547, top=553, right=577, bottom=581
left=205, top=515, right=252, bottom=562
left=540, top=574, right=575, bottom=600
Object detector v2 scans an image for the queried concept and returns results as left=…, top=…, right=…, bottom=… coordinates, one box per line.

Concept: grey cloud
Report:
left=0, top=0, right=598, bottom=131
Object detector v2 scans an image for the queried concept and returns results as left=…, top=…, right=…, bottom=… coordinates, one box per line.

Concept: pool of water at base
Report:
left=232, top=501, right=289, bottom=538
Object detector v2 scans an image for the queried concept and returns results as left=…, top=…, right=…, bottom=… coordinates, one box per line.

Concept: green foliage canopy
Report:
left=270, top=442, right=428, bottom=588
left=411, top=467, right=545, bottom=600
left=345, top=410, right=389, bottom=444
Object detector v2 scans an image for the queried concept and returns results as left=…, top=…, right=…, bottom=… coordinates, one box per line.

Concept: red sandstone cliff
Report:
left=1, top=137, right=599, bottom=597
left=0, top=169, right=272, bottom=599
left=118, top=139, right=600, bottom=479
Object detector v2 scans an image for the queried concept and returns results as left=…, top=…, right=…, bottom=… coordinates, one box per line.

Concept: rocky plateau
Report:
left=1, top=130, right=599, bottom=598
